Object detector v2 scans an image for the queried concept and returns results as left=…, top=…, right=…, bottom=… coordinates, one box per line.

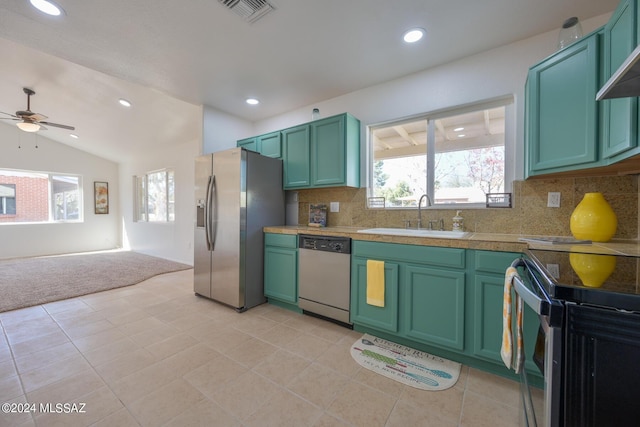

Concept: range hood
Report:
left=597, top=43, right=640, bottom=100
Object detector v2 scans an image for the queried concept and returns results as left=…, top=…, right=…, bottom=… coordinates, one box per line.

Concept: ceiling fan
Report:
left=0, top=87, right=75, bottom=133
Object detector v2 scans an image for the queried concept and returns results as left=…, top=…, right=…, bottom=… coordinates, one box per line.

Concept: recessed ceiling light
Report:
left=403, top=28, right=424, bottom=43
left=457, top=134, right=466, bottom=138
left=118, top=98, right=132, bottom=107
left=246, top=98, right=259, bottom=105
left=454, top=127, right=464, bottom=132
left=29, top=0, right=63, bottom=16
left=70, top=133, right=79, bottom=139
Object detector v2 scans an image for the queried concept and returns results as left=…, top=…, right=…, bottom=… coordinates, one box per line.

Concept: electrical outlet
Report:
left=546, top=263, right=560, bottom=279
left=330, top=202, right=340, bottom=212
left=547, top=192, right=561, bottom=208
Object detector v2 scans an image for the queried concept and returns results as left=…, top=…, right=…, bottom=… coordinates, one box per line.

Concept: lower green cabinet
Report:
left=350, top=258, right=399, bottom=333
left=471, top=250, right=539, bottom=373
left=350, top=241, right=541, bottom=381
left=264, top=233, right=298, bottom=306
left=403, top=265, right=466, bottom=351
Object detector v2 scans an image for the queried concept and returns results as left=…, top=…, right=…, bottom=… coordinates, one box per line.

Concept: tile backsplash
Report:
left=296, top=175, right=639, bottom=239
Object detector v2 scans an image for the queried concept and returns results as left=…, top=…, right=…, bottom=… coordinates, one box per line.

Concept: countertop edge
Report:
left=263, top=226, right=640, bottom=256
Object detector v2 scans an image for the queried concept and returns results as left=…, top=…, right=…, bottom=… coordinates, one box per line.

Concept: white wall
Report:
left=203, top=105, right=253, bottom=154
left=0, top=124, right=120, bottom=259
left=252, top=14, right=611, bottom=182
left=119, top=136, right=200, bottom=265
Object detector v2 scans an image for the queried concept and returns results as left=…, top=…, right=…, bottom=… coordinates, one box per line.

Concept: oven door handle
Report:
left=511, top=258, right=564, bottom=327
left=511, top=273, right=543, bottom=314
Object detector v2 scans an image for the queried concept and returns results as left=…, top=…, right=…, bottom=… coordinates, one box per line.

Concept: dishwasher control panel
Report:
left=299, top=235, right=351, bottom=254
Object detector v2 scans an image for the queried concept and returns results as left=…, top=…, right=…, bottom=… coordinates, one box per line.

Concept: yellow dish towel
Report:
left=366, top=260, right=385, bottom=307
left=501, top=266, right=525, bottom=373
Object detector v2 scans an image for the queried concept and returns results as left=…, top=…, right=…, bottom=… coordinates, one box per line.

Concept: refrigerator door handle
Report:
left=204, top=175, right=215, bottom=251
left=207, top=175, right=217, bottom=250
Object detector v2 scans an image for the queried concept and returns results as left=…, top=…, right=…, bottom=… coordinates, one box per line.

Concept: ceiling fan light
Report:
left=29, top=0, right=63, bottom=16
left=16, top=122, right=41, bottom=132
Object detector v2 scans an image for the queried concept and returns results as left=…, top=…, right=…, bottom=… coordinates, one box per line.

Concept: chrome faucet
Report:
left=417, top=194, right=432, bottom=229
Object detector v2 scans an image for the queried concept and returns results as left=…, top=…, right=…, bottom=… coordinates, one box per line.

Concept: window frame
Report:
left=0, top=169, right=83, bottom=223
left=134, top=168, right=175, bottom=223
left=367, top=95, right=515, bottom=210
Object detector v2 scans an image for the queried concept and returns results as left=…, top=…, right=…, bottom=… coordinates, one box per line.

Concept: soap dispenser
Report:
left=452, top=210, right=464, bottom=231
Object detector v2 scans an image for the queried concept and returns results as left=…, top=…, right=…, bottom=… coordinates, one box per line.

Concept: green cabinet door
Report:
left=350, top=257, right=399, bottom=333
left=526, top=32, right=600, bottom=175
left=402, top=264, right=466, bottom=351
left=602, top=0, right=638, bottom=160
left=311, top=115, right=346, bottom=186
left=264, top=233, right=298, bottom=304
left=282, top=125, right=311, bottom=189
left=472, top=273, right=540, bottom=374
left=258, top=132, right=282, bottom=159
left=237, top=137, right=258, bottom=152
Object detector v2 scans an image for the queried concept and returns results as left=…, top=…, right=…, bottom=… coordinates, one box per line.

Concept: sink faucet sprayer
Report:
left=417, top=194, right=432, bottom=229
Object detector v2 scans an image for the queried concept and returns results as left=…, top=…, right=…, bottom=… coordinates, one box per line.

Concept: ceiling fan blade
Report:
left=0, top=117, right=19, bottom=121
left=29, top=113, right=48, bottom=122
left=0, top=111, right=19, bottom=118
left=39, top=121, right=75, bottom=131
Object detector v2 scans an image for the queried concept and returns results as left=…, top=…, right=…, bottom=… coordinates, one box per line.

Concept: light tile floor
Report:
left=0, top=269, right=525, bottom=427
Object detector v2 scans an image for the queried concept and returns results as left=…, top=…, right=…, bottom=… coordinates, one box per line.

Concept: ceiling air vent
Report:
left=218, top=0, right=275, bottom=24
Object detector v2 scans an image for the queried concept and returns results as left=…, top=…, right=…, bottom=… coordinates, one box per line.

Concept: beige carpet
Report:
left=0, top=251, right=192, bottom=313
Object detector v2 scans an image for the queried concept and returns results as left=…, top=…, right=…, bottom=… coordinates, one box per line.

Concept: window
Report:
left=0, top=184, right=16, bottom=215
left=135, top=169, right=175, bottom=222
left=370, top=97, right=511, bottom=208
left=0, top=170, right=82, bottom=223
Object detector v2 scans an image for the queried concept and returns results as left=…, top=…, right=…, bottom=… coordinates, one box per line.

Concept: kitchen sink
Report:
left=356, top=228, right=471, bottom=239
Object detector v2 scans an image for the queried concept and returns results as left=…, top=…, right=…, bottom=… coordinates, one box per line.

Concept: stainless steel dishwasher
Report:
left=298, top=234, right=352, bottom=326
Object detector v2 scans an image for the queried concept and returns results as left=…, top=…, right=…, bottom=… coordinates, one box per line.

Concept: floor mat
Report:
left=350, top=334, right=461, bottom=391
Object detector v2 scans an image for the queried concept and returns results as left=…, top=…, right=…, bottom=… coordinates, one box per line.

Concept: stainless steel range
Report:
left=512, top=248, right=640, bottom=427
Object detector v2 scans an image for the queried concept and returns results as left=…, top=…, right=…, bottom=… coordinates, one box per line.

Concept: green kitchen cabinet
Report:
left=351, top=241, right=466, bottom=351
left=471, top=251, right=539, bottom=374
left=403, top=264, right=466, bottom=351
left=282, top=125, right=311, bottom=188
left=237, top=137, right=258, bottom=152
left=257, top=132, right=282, bottom=158
left=602, top=0, right=639, bottom=161
left=283, top=113, right=360, bottom=190
left=237, top=132, right=282, bottom=158
left=310, top=113, right=360, bottom=188
left=350, top=257, right=400, bottom=333
left=264, top=233, right=298, bottom=307
left=350, top=240, right=542, bottom=383
left=526, top=30, right=601, bottom=176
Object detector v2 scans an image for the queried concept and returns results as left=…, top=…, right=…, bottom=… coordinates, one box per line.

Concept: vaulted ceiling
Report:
left=0, top=0, right=618, bottom=162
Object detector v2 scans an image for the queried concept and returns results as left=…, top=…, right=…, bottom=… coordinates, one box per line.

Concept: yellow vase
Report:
left=570, top=192, right=617, bottom=242
left=569, top=253, right=616, bottom=288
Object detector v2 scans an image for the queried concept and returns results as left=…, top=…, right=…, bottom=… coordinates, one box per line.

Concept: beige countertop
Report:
left=263, top=225, right=640, bottom=257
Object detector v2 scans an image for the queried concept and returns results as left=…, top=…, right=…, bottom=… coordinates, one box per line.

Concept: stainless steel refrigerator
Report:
left=194, top=147, right=284, bottom=311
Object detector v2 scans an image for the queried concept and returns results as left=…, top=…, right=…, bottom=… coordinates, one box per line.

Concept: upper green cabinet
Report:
left=237, top=137, right=258, bottom=152
left=284, top=113, right=361, bottom=190
left=526, top=31, right=601, bottom=176
left=237, top=113, right=360, bottom=190
left=526, top=0, right=640, bottom=177
left=602, top=0, right=639, bottom=161
left=258, top=132, right=282, bottom=158
left=282, top=125, right=311, bottom=188
left=237, top=131, right=282, bottom=158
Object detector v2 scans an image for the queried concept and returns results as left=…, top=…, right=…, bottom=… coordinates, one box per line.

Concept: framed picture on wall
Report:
left=94, top=181, right=109, bottom=214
